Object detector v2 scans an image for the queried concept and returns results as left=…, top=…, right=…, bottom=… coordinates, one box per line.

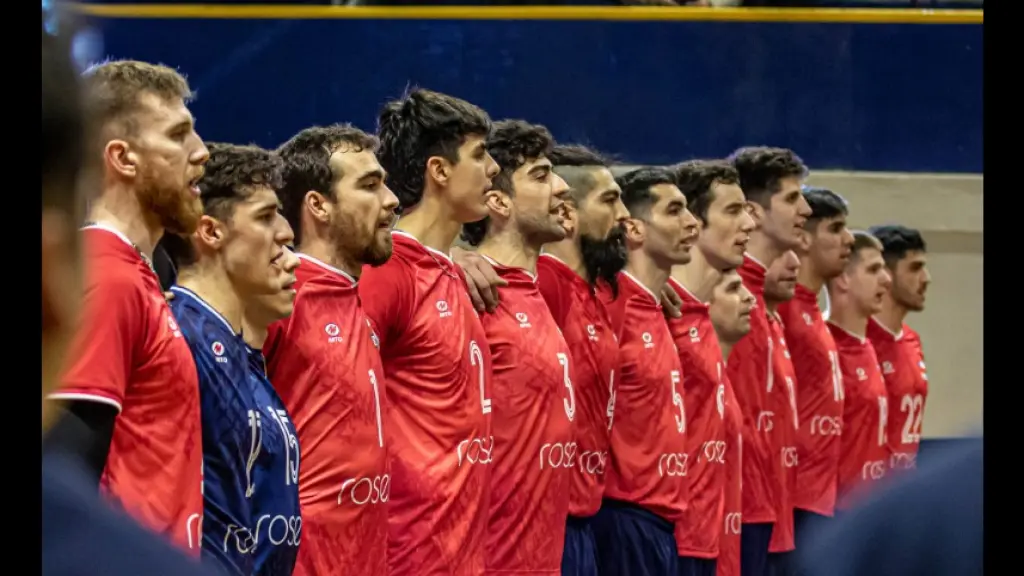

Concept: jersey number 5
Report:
left=671, top=370, right=686, bottom=433
left=556, top=352, right=576, bottom=421
left=470, top=340, right=492, bottom=415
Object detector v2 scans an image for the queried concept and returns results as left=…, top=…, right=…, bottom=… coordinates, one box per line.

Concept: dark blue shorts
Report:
left=768, top=550, right=795, bottom=576
left=592, top=499, right=678, bottom=576
left=793, top=508, right=831, bottom=551
left=677, top=556, right=717, bottom=576
left=740, top=522, right=774, bottom=576
left=562, top=515, right=598, bottom=576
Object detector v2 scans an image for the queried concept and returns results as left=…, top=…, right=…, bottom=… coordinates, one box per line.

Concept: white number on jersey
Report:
left=557, top=352, right=576, bottom=421
left=784, top=376, right=799, bottom=429
left=828, top=350, right=845, bottom=402
left=606, top=370, right=616, bottom=431
left=368, top=369, right=384, bottom=447
left=469, top=340, right=492, bottom=415
left=900, top=394, right=925, bottom=444
left=244, top=410, right=264, bottom=498
left=671, top=370, right=686, bottom=433
left=267, top=407, right=300, bottom=486
left=877, top=396, right=889, bottom=447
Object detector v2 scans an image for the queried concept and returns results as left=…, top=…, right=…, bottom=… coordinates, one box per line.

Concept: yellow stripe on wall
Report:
left=69, top=4, right=983, bottom=25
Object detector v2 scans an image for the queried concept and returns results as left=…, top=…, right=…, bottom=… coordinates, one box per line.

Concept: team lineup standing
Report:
left=45, top=58, right=932, bottom=576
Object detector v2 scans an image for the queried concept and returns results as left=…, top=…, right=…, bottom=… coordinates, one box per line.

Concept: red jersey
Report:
left=777, top=285, right=844, bottom=516
left=535, top=254, right=617, bottom=518
left=726, top=255, right=778, bottom=524
left=665, top=278, right=727, bottom=559
left=263, top=255, right=389, bottom=576
left=717, top=374, right=743, bottom=576
left=52, top=225, right=203, bottom=553
left=358, top=231, right=493, bottom=576
left=600, top=271, right=688, bottom=522
left=767, top=313, right=799, bottom=554
left=478, top=257, right=574, bottom=574
left=827, top=323, right=890, bottom=510
left=867, top=318, right=929, bottom=471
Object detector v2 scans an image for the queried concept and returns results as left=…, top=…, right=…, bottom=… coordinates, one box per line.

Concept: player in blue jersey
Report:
left=163, top=142, right=300, bottom=575
left=241, top=246, right=302, bottom=576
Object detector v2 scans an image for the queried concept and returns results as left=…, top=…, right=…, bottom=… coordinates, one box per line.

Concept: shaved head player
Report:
left=46, top=59, right=210, bottom=553
left=460, top=120, right=576, bottom=574
left=537, top=144, right=629, bottom=576
left=268, top=124, right=399, bottom=576
left=726, top=146, right=811, bottom=576
left=777, top=187, right=853, bottom=546
left=867, top=225, right=931, bottom=471
left=358, top=88, right=499, bottom=575
left=667, top=160, right=754, bottom=576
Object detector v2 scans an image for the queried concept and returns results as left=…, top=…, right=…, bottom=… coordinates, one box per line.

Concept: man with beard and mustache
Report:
left=458, top=120, right=575, bottom=575
left=725, top=147, right=811, bottom=576
left=45, top=59, right=211, bottom=554
left=528, top=144, right=628, bottom=576
left=777, top=187, right=853, bottom=549
left=593, top=167, right=700, bottom=576
left=866, top=225, right=931, bottom=472
left=666, top=160, right=754, bottom=576
left=263, top=124, right=399, bottom=576
left=42, top=18, right=219, bottom=576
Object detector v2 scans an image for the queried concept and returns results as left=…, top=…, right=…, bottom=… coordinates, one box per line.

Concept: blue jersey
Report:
left=170, top=286, right=253, bottom=576
left=244, top=344, right=302, bottom=575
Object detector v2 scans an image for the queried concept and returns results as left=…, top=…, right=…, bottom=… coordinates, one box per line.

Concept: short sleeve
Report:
left=52, top=271, right=146, bottom=412
left=359, top=259, right=414, bottom=350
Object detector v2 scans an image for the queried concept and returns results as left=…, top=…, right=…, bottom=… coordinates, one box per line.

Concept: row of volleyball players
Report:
left=43, top=58, right=930, bottom=576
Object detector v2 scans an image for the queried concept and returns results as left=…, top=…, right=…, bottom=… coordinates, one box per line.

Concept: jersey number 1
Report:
left=470, top=340, right=492, bottom=415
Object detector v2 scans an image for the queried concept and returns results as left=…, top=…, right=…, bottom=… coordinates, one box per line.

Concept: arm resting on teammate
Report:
left=43, top=400, right=117, bottom=485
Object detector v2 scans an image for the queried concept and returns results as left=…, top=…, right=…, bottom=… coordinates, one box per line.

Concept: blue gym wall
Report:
left=79, top=6, right=982, bottom=173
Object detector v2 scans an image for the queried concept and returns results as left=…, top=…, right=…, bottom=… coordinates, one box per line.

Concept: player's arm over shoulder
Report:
left=357, top=257, right=415, bottom=349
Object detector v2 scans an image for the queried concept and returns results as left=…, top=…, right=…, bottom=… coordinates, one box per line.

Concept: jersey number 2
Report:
left=671, top=370, right=686, bottom=433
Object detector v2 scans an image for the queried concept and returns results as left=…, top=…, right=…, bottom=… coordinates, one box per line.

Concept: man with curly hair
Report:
left=725, top=147, right=812, bottom=576
left=163, top=143, right=301, bottom=576
left=459, top=120, right=575, bottom=573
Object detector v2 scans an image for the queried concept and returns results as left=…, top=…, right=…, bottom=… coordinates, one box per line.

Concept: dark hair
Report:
left=616, top=167, right=677, bottom=220
left=460, top=120, right=553, bottom=247
left=82, top=59, right=192, bottom=139
left=868, top=224, right=927, bottom=268
left=728, top=146, right=808, bottom=207
left=803, top=186, right=849, bottom=227
left=549, top=144, right=612, bottom=204
left=42, top=12, right=86, bottom=212
left=276, top=124, right=378, bottom=245
left=672, top=159, right=740, bottom=225
left=849, top=230, right=883, bottom=263
left=376, top=88, right=491, bottom=212
left=164, top=143, right=284, bottom=268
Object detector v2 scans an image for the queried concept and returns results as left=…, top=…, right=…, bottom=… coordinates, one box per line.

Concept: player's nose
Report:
left=484, top=152, right=500, bottom=180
